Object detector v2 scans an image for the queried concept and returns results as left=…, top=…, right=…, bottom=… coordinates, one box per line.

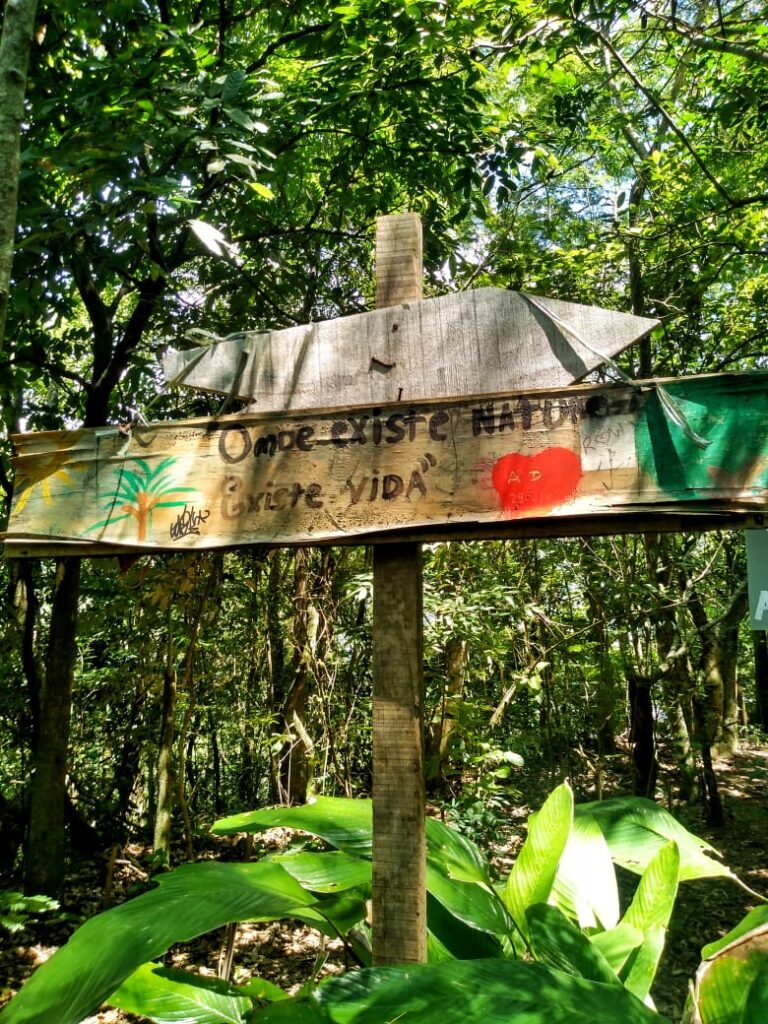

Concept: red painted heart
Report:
left=491, top=447, right=582, bottom=514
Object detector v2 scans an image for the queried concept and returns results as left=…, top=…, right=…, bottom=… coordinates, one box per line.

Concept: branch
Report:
left=246, top=21, right=333, bottom=74
left=645, top=9, right=768, bottom=68
left=70, top=243, right=114, bottom=379
left=585, top=21, right=736, bottom=206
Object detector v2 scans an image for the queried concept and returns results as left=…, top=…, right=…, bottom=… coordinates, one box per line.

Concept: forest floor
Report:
left=1, top=744, right=767, bottom=1023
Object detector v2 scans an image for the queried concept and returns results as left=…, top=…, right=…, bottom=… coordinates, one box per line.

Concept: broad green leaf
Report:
left=109, top=962, right=250, bottom=1024
left=311, top=959, right=666, bottom=1023
left=590, top=923, right=645, bottom=974
left=743, top=966, right=768, bottom=1021
left=215, top=799, right=490, bottom=886
left=620, top=842, right=680, bottom=1001
left=212, top=798, right=373, bottom=858
left=551, top=812, right=619, bottom=929
left=215, top=800, right=506, bottom=951
left=694, top=915, right=768, bottom=1024
left=425, top=893, right=503, bottom=961
left=0, top=862, right=315, bottom=1024
left=505, top=783, right=574, bottom=938
left=622, top=925, right=666, bottom=1005
left=526, top=903, right=620, bottom=986
left=622, top=842, right=680, bottom=934
left=426, top=864, right=514, bottom=941
left=425, top=817, right=490, bottom=884
left=697, top=953, right=768, bottom=1024
left=273, top=851, right=371, bottom=893
left=576, top=798, right=732, bottom=882
left=292, top=894, right=368, bottom=940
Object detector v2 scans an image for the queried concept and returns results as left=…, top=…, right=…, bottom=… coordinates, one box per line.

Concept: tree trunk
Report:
left=153, top=618, right=177, bottom=864
left=753, top=631, right=768, bottom=730
left=25, top=557, right=81, bottom=895
left=628, top=674, right=657, bottom=799
left=0, top=0, right=39, bottom=351
left=279, top=548, right=314, bottom=805
left=426, top=637, right=467, bottom=793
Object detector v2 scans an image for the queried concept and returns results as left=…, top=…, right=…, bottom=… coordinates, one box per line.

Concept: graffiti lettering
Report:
left=169, top=504, right=211, bottom=540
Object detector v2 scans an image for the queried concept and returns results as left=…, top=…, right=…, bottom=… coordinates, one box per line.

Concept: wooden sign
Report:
left=162, top=289, right=658, bottom=410
left=5, top=371, right=768, bottom=558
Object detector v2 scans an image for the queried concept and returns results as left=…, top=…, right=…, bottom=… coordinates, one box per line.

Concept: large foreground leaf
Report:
left=693, top=910, right=768, bottom=1024
left=576, top=798, right=731, bottom=882
left=255, top=959, right=666, bottom=1023
left=620, top=842, right=680, bottom=1001
left=212, top=798, right=374, bottom=857
left=214, top=799, right=491, bottom=886
left=505, top=783, right=573, bottom=939
left=551, top=812, right=620, bottom=929
left=0, top=862, right=315, bottom=1024
left=526, top=903, right=619, bottom=987
left=109, top=962, right=251, bottom=1024
left=215, top=799, right=506, bottom=945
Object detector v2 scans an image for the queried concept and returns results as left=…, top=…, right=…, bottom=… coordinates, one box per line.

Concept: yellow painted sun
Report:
left=13, top=450, right=85, bottom=514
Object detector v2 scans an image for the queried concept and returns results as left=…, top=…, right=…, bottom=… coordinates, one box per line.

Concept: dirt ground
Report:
left=1, top=747, right=766, bottom=1023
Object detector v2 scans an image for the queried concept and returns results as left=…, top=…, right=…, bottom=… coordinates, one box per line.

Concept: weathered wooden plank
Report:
left=370, top=212, right=427, bottom=968
left=6, top=372, right=768, bottom=558
left=161, top=289, right=658, bottom=412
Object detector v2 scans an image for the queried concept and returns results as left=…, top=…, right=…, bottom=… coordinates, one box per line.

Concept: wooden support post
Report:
left=371, top=212, right=427, bottom=965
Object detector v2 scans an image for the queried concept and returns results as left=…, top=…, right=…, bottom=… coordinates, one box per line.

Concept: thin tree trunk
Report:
left=427, top=638, right=467, bottom=793
left=0, top=0, right=39, bottom=351
left=279, top=549, right=313, bottom=804
left=753, top=631, right=768, bottom=730
left=153, top=613, right=177, bottom=864
left=25, top=557, right=81, bottom=895
left=209, top=709, right=222, bottom=817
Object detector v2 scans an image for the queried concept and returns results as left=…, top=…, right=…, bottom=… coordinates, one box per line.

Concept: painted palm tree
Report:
left=87, top=457, right=198, bottom=542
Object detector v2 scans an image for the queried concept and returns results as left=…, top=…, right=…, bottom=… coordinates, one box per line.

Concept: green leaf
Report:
left=425, top=863, right=514, bottom=941
left=292, top=894, right=368, bottom=940
left=550, top=811, right=619, bottom=930
left=109, top=962, right=251, bottom=1024
left=590, top=923, right=645, bottom=975
left=0, top=862, right=315, bottom=1024
left=272, top=851, right=370, bottom=893
left=526, top=903, right=620, bottom=986
left=505, top=783, right=573, bottom=939
left=311, top=959, right=665, bottom=1023
left=425, top=892, right=502, bottom=961
left=696, top=953, right=768, bottom=1024
left=424, top=817, right=490, bottom=885
left=620, top=842, right=680, bottom=1001
left=576, top=797, right=731, bottom=882
left=743, top=966, right=768, bottom=1022
left=212, top=798, right=373, bottom=858
left=249, top=182, right=275, bottom=200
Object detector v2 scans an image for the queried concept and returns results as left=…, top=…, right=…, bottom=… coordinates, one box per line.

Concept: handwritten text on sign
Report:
left=8, top=373, right=768, bottom=555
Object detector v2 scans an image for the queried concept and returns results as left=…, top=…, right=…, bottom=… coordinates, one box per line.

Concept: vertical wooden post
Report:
left=371, top=212, right=427, bottom=965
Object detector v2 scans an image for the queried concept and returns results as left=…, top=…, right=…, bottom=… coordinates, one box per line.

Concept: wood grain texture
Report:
left=6, top=372, right=768, bottom=558
left=162, top=289, right=658, bottom=412
left=371, top=212, right=427, bottom=967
